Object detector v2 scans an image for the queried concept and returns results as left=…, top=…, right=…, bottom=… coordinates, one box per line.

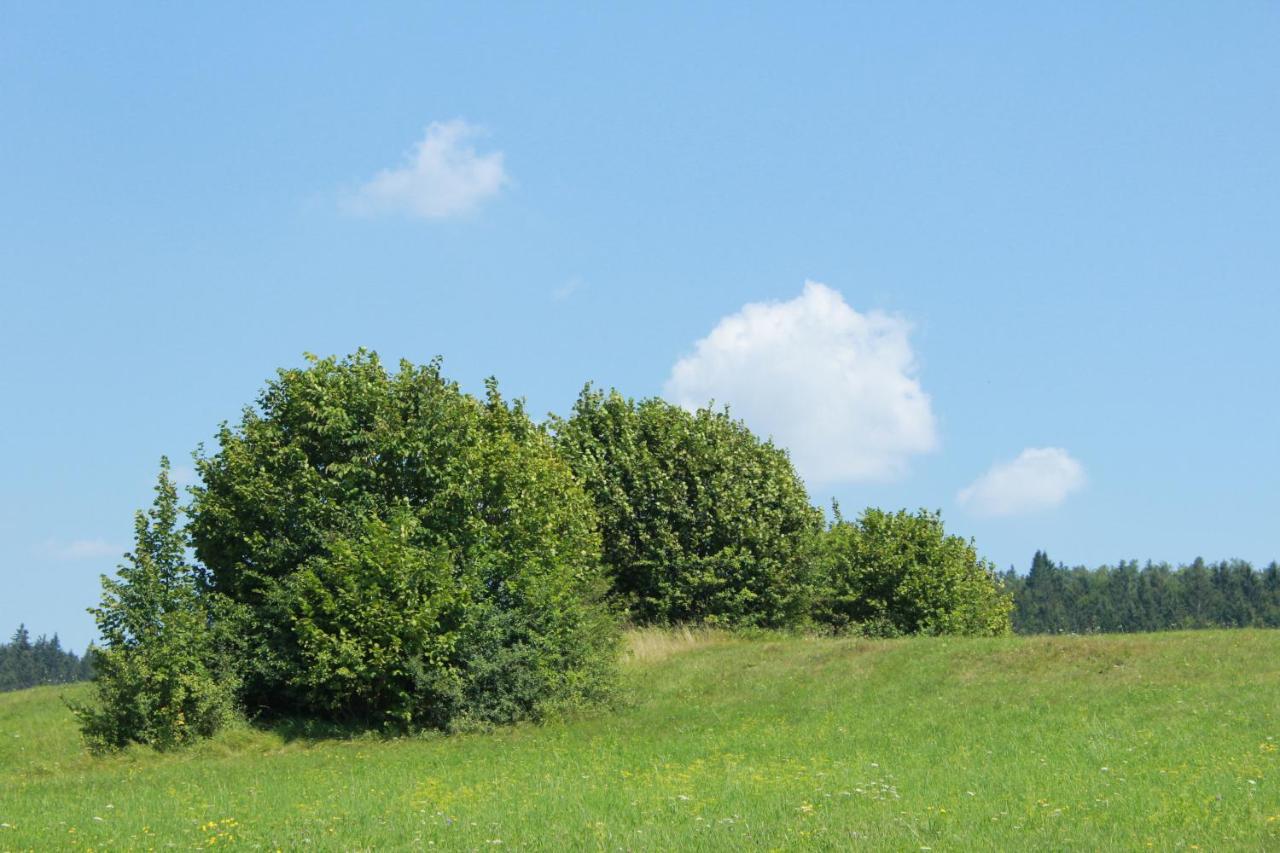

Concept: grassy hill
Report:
left=3, top=629, right=1278, bottom=850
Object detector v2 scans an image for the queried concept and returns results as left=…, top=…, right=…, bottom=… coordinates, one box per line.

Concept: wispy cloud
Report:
left=170, top=464, right=197, bottom=486
left=348, top=120, right=507, bottom=220
left=664, top=281, right=938, bottom=484
left=958, top=447, right=1086, bottom=517
left=39, top=538, right=123, bottom=561
left=552, top=276, right=585, bottom=302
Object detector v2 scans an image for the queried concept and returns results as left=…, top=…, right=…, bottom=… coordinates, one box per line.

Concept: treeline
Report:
left=1004, top=551, right=1280, bottom=634
left=73, top=351, right=1012, bottom=753
left=0, top=625, right=93, bottom=692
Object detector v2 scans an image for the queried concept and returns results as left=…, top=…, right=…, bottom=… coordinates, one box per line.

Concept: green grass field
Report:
left=3, top=629, right=1278, bottom=850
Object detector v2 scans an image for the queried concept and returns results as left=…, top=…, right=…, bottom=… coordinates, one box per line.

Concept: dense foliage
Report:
left=72, top=459, right=239, bottom=752
left=0, top=626, right=92, bottom=692
left=551, top=387, right=823, bottom=627
left=69, top=350, right=1068, bottom=751
left=815, top=508, right=1013, bottom=636
left=187, top=352, right=618, bottom=730
left=1005, top=551, right=1280, bottom=634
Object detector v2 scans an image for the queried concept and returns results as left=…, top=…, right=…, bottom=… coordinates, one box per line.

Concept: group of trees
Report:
left=0, top=626, right=92, bottom=692
left=77, top=355, right=619, bottom=750
left=75, top=351, right=1011, bottom=752
left=1004, top=551, right=1280, bottom=634
left=552, top=388, right=1012, bottom=637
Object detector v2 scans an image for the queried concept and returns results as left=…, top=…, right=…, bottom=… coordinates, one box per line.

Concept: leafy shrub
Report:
left=72, top=459, right=240, bottom=752
left=552, top=387, right=823, bottom=627
left=816, top=507, right=1012, bottom=636
left=188, top=352, right=618, bottom=730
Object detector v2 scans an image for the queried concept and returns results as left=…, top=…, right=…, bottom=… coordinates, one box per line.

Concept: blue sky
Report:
left=2, top=3, right=1277, bottom=652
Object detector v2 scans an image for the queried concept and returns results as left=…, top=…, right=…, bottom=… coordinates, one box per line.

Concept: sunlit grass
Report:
left=2, top=630, right=1278, bottom=849
left=621, top=623, right=731, bottom=664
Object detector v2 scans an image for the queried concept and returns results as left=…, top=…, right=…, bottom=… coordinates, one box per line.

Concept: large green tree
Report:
left=188, top=352, right=618, bottom=729
left=551, top=386, right=823, bottom=627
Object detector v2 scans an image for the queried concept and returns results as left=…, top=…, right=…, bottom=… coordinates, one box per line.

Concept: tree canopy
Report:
left=816, top=508, right=1013, bottom=636
left=552, top=386, right=823, bottom=627
left=187, top=352, right=619, bottom=730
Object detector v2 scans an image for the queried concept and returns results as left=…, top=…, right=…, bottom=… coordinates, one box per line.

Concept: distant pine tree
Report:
left=0, top=624, right=94, bottom=692
left=1009, top=553, right=1280, bottom=635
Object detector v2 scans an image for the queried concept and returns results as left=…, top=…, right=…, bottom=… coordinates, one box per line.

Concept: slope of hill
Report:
left=2, top=629, right=1278, bottom=849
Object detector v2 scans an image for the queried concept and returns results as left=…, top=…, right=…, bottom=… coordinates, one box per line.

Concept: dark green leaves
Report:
left=188, top=352, right=619, bottom=730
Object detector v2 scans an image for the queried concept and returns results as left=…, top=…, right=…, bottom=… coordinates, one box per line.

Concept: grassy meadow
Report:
left=2, top=629, right=1278, bottom=850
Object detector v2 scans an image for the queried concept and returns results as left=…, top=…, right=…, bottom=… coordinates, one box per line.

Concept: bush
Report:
left=72, top=459, right=240, bottom=752
left=551, top=387, right=823, bottom=627
left=816, top=508, right=1012, bottom=636
left=189, top=352, right=618, bottom=730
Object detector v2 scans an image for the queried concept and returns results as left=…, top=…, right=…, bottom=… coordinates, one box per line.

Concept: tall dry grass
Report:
left=622, top=625, right=733, bottom=664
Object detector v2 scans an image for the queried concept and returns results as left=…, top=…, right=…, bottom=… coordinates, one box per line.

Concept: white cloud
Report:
left=957, top=447, right=1086, bottom=517
left=350, top=120, right=507, bottom=220
left=663, top=281, right=938, bottom=483
left=39, top=538, right=123, bottom=560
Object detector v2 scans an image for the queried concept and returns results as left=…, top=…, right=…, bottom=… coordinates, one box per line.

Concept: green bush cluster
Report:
left=77, top=354, right=618, bottom=751
left=814, top=507, right=1013, bottom=637
left=552, top=387, right=823, bottom=627
left=77, top=351, right=1011, bottom=752
left=188, top=353, right=619, bottom=731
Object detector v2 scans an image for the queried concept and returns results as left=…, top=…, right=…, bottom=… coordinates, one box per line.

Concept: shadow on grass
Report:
left=258, top=714, right=413, bottom=745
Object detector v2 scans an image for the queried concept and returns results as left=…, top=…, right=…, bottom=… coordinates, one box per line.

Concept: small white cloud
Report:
left=349, top=120, right=507, bottom=220
left=169, top=464, right=197, bottom=486
left=663, top=281, right=938, bottom=483
left=958, top=447, right=1086, bottom=517
left=39, top=539, right=123, bottom=560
